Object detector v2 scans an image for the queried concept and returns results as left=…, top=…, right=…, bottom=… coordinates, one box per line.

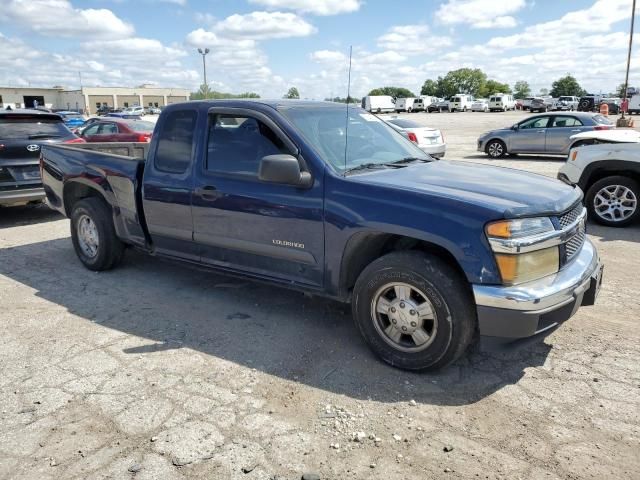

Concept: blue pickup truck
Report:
left=40, top=100, right=603, bottom=370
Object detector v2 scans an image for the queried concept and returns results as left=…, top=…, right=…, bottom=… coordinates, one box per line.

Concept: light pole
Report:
left=619, top=0, right=636, bottom=125
left=197, top=48, right=210, bottom=96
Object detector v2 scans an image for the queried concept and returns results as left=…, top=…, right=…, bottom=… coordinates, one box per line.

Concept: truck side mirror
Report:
left=259, top=154, right=312, bottom=188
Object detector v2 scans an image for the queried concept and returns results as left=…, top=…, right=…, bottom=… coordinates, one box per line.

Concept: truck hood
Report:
left=353, top=160, right=582, bottom=218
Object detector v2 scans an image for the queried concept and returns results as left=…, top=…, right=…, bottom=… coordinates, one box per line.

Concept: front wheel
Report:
left=70, top=197, right=125, bottom=270
left=586, top=176, right=639, bottom=227
left=352, top=251, right=475, bottom=371
left=486, top=139, right=507, bottom=158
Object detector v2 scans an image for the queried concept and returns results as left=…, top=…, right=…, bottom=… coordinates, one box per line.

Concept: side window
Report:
left=206, top=114, right=289, bottom=176
left=99, top=123, right=118, bottom=134
left=83, top=124, right=100, bottom=136
left=520, top=117, right=550, bottom=129
left=551, top=116, right=582, bottom=127
left=154, top=110, right=197, bottom=174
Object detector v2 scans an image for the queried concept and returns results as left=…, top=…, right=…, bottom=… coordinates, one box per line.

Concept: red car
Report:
left=78, top=118, right=155, bottom=143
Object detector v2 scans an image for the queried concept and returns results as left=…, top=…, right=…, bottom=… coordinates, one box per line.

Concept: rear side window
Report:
left=0, top=116, right=71, bottom=139
left=154, top=110, right=197, bottom=174
left=126, top=121, right=155, bottom=132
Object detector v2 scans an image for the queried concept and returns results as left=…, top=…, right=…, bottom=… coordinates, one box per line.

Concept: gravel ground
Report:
left=1, top=111, right=639, bottom=480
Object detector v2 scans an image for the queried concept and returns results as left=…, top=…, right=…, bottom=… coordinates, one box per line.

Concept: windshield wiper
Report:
left=388, top=156, right=430, bottom=165
left=344, top=162, right=392, bottom=174
left=28, top=134, right=61, bottom=139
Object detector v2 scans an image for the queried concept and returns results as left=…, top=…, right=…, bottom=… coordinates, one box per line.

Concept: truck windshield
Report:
left=280, top=106, right=429, bottom=173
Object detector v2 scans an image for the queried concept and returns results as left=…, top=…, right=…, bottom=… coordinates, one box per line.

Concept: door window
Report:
left=154, top=110, right=197, bottom=174
left=551, top=117, right=582, bottom=127
left=519, top=117, right=550, bottom=129
left=99, top=123, right=118, bottom=134
left=206, top=115, right=289, bottom=176
left=83, top=124, right=100, bottom=136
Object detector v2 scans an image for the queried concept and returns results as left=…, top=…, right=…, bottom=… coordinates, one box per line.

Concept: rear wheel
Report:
left=586, top=176, right=639, bottom=227
left=352, top=251, right=475, bottom=371
left=486, top=139, right=507, bottom=158
left=70, top=197, right=125, bottom=270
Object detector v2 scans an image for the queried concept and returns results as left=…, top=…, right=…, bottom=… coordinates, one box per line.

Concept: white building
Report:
left=0, top=84, right=190, bottom=114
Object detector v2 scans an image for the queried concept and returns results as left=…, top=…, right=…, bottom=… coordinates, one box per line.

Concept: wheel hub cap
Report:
left=371, top=283, right=438, bottom=353
left=77, top=214, right=99, bottom=258
left=594, top=185, right=637, bottom=222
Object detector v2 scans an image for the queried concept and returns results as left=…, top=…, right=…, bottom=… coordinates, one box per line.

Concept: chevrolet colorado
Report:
left=40, top=100, right=603, bottom=370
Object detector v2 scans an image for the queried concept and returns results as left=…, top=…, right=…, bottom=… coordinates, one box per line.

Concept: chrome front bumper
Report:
left=473, top=238, right=602, bottom=338
left=0, top=187, right=45, bottom=206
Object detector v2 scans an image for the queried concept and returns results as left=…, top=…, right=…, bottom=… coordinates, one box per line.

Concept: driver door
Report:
left=510, top=116, right=551, bottom=153
left=191, top=108, right=325, bottom=287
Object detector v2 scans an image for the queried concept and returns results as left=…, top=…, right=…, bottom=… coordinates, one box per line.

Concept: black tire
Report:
left=352, top=251, right=475, bottom=371
left=585, top=176, right=640, bottom=228
left=70, top=197, right=125, bottom=271
left=486, top=139, right=507, bottom=158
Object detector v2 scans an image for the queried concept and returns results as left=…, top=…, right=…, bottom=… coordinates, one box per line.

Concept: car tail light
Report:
left=593, top=125, right=613, bottom=130
left=64, top=137, right=86, bottom=143
left=407, top=132, right=418, bottom=143
left=137, top=134, right=152, bottom=143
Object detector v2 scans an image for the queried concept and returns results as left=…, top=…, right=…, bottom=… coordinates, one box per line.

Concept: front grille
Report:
left=558, top=203, right=584, bottom=228
left=565, top=228, right=586, bottom=261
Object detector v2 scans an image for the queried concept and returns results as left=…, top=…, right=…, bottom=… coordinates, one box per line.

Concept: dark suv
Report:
left=0, top=109, right=82, bottom=207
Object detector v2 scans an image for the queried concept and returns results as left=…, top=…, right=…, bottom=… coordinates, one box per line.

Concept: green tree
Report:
left=539, top=88, right=549, bottom=96
left=549, top=75, right=585, bottom=97
left=442, top=68, right=487, bottom=97
left=284, top=87, right=300, bottom=99
left=420, top=79, right=438, bottom=96
left=479, top=79, right=512, bottom=98
left=190, top=87, right=260, bottom=100
left=190, top=83, right=212, bottom=100
left=513, top=80, right=531, bottom=99
left=368, top=87, right=416, bottom=98
left=324, top=96, right=356, bottom=103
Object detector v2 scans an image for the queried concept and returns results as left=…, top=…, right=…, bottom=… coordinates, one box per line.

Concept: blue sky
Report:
left=0, top=0, right=637, bottom=98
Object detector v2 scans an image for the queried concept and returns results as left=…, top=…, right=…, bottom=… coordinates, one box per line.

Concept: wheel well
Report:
left=484, top=138, right=505, bottom=152
left=340, top=233, right=468, bottom=300
left=63, top=183, right=109, bottom=216
left=584, top=168, right=640, bottom=192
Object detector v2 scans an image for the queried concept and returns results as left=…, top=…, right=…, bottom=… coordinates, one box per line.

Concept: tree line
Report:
left=367, top=70, right=608, bottom=100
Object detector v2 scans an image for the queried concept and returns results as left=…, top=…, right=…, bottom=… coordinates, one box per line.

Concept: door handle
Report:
left=194, top=185, right=220, bottom=200
left=537, top=130, right=546, bottom=133
left=571, top=129, right=581, bottom=132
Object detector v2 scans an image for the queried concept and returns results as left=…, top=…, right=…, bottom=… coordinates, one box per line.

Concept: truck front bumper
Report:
left=473, top=238, right=602, bottom=341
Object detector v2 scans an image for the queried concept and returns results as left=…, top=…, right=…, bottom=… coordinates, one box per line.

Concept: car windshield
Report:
left=280, top=106, right=429, bottom=173
left=0, top=117, right=72, bottom=139
left=387, top=119, right=421, bottom=129
left=593, top=114, right=613, bottom=125
left=124, top=120, right=155, bottom=132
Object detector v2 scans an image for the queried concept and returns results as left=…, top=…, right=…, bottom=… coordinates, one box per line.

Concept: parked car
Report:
left=385, top=117, right=446, bottom=158
left=450, top=94, right=473, bottom=112
left=477, top=112, right=614, bottom=158
left=41, top=100, right=603, bottom=371
left=96, top=106, right=115, bottom=116
left=522, top=97, right=535, bottom=110
left=77, top=118, right=154, bottom=143
left=395, top=98, right=416, bottom=113
left=471, top=99, right=489, bottom=112
left=559, top=136, right=640, bottom=227
left=361, top=95, right=396, bottom=113
left=529, top=98, right=549, bottom=113
left=553, top=96, right=579, bottom=111
left=488, top=94, right=515, bottom=112
left=146, top=106, right=162, bottom=115
left=628, top=94, right=640, bottom=114
left=56, top=111, right=86, bottom=129
left=0, top=109, right=84, bottom=206
left=577, top=95, right=604, bottom=112
left=412, top=98, right=426, bottom=112
left=428, top=99, right=451, bottom=112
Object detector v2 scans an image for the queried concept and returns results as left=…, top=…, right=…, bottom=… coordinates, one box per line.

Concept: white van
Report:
left=450, top=94, right=473, bottom=112
left=628, top=94, right=640, bottom=115
left=488, top=94, right=515, bottom=112
left=361, top=96, right=396, bottom=113
left=412, top=98, right=425, bottom=112
left=395, top=97, right=416, bottom=113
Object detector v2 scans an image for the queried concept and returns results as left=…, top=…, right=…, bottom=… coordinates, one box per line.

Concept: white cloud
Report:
left=213, top=11, right=316, bottom=39
left=436, top=0, right=525, bottom=29
left=377, top=25, right=452, bottom=55
left=249, top=0, right=361, bottom=15
left=0, top=0, right=134, bottom=39
left=310, top=50, right=347, bottom=63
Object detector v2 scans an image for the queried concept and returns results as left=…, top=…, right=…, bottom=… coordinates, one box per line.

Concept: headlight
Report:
left=494, top=247, right=559, bottom=285
left=486, top=217, right=559, bottom=285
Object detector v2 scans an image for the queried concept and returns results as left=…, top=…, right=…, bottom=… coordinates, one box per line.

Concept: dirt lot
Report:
left=1, top=111, right=639, bottom=480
